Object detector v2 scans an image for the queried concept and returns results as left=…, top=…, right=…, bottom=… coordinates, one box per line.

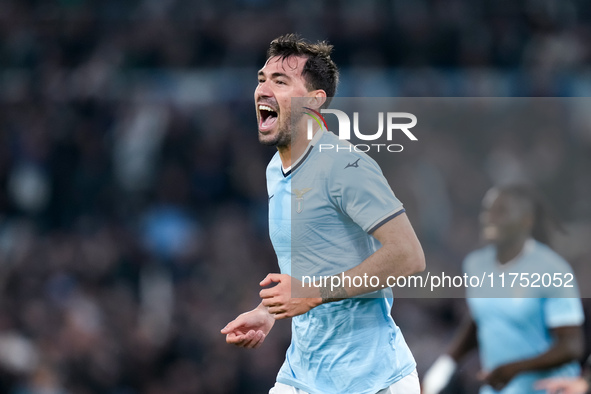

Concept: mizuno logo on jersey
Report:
left=345, top=159, right=360, bottom=169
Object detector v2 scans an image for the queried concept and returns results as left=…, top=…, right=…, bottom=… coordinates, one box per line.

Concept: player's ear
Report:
left=305, top=90, right=327, bottom=110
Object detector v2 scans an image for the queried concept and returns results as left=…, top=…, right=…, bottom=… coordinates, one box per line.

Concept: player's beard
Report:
left=259, top=108, right=303, bottom=148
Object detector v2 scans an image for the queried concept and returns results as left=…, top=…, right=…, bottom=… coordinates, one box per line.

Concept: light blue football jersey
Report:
left=266, top=129, right=416, bottom=394
left=464, top=240, right=584, bottom=394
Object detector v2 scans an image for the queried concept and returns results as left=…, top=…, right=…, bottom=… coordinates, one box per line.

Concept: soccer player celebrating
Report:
left=423, top=185, right=584, bottom=394
left=221, top=34, right=425, bottom=393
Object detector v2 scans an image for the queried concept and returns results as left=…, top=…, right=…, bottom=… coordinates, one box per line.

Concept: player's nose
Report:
left=255, top=80, right=273, bottom=100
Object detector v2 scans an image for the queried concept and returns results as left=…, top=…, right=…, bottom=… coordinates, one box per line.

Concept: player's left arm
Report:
left=482, top=325, right=584, bottom=391
left=318, top=211, right=425, bottom=301
left=259, top=212, right=425, bottom=319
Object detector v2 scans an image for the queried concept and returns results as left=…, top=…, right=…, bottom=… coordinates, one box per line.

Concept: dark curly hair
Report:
left=267, top=33, right=339, bottom=108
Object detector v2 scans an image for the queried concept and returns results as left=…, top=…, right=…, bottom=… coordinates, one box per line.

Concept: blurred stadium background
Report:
left=0, top=0, right=590, bottom=393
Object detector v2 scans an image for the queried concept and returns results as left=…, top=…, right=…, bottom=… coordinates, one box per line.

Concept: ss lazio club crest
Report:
left=293, top=188, right=312, bottom=214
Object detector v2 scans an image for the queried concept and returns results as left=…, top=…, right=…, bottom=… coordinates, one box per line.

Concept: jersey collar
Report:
left=282, top=127, right=324, bottom=177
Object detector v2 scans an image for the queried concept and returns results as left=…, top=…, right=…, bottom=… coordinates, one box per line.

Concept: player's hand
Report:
left=221, top=305, right=275, bottom=348
left=259, top=274, right=322, bottom=320
left=479, top=363, right=520, bottom=391
left=535, top=377, right=589, bottom=394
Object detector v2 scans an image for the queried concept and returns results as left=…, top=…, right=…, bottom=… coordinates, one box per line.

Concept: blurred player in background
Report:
left=221, top=34, right=425, bottom=393
left=423, top=184, right=584, bottom=394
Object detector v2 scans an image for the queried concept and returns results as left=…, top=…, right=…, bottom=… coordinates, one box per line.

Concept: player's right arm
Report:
left=482, top=325, right=584, bottom=391
left=221, top=302, right=275, bottom=349
left=423, top=314, right=478, bottom=394
left=447, top=314, right=478, bottom=363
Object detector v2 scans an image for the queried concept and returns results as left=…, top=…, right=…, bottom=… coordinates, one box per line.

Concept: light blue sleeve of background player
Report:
left=329, top=153, right=404, bottom=234
left=544, top=297, right=585, bottom=328
left=539, top=249, right=585, bottom=328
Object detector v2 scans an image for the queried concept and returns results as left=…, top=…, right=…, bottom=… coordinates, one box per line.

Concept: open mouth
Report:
left=258, top=104, right=278, bottom=132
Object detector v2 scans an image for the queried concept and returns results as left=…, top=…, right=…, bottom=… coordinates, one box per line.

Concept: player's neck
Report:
left=495, top=234, right=529, bottom=265
left=277, top=145, right=291, bottom=169
left=277, top=126, right=315, bottom=170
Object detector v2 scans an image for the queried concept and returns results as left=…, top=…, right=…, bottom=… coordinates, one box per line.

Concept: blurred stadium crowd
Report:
left=0, top=0, right=591, bottom=393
